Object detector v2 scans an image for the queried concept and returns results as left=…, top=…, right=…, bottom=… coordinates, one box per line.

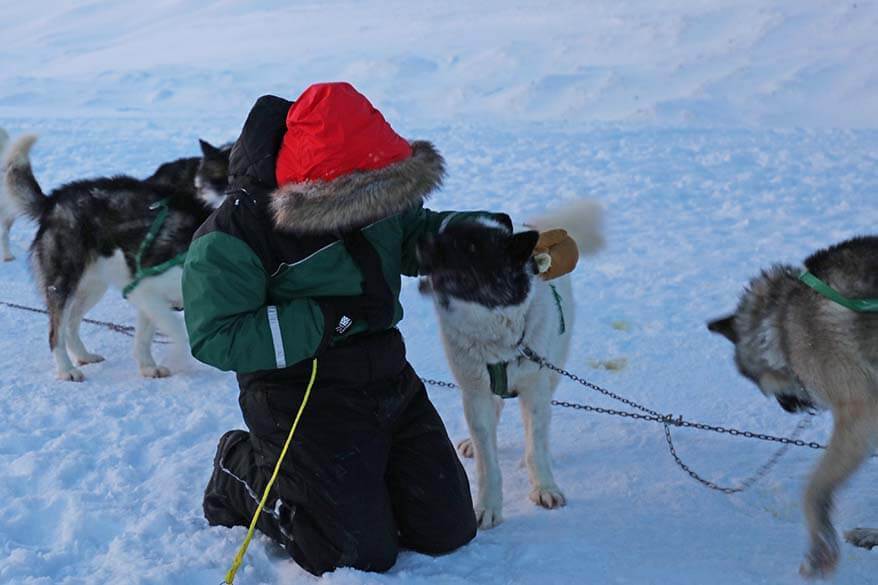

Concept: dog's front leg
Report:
left=519, top=379, right=565, bottom=509
left=800, top=405, right=875, bottom=579
left=463, top=387, right=504, bottom=529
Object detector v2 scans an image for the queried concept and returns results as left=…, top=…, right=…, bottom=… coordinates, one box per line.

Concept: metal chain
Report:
left=663, top=416, right=813, bottom=494
left=0, top=300, right=171, bottom=343
left=421, top=345, right=828, bottom=495
left=519, top=346, right=664, bottom=418
left=517, top=345, right=824, bottom=447
left=520, top=344, right=825, bottom=493
left=0, top=297, right=823, bottom=493
left=421, top=375, right=824, bottom=449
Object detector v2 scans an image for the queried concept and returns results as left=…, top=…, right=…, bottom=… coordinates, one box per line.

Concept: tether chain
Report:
left=0, top=300, right=171, bottom=344
left=0, top=298, right=823, bottom=493
left=423, top=345, right=827, bottom=495
left=519, top=345, right=825, bottom=493
left=663, top=417, right=813, bottom=493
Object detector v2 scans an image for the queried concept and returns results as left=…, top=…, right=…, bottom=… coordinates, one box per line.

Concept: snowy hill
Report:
left=1, top=2, right=878, bottom=584
left=2, top=1, right=878, bottom=128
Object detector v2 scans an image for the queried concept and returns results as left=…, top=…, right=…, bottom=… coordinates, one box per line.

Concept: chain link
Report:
left=663, top=417, right=813, bottom=493
left=0, top=300, right=171, bottom=343
left=0, top=298, right=826, bottom=494
left=421, top=345, right=829, bottom=495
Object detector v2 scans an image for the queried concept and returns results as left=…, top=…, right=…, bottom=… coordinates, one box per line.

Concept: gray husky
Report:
left=418, top=200, right=603, bottom=529
left=708, top=235, right=878, bottom=578
left=0, top=128, right=12, bottom=261
left=2, top=135, right=227, bottom=381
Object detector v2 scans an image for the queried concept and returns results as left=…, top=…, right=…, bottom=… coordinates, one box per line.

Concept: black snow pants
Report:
left=203, top=328, right=477, bottom=575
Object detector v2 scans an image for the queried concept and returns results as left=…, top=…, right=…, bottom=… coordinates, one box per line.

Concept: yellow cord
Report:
left=224, top=358, right=318, bottom=584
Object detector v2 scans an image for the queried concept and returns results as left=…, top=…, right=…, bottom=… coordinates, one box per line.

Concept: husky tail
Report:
left=530, top=198, right=604, bottom=255
left=3, top=134, right=48, bottom=219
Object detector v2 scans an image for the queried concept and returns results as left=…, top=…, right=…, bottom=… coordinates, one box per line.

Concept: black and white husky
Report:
left=0, top=136, right=229, bottom=262
left=146, top=139, right=232, bottom=208
left=2, top=135, right=227, bottom=381
left=418, top=200, right=603, bottom=529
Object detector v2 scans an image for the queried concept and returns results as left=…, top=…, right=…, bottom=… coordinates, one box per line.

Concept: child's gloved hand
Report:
left=532, top=228, right=579, bottom=280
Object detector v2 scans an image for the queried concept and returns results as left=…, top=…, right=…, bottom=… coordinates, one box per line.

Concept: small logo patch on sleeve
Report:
left=335, top=315, right=353, bottom=335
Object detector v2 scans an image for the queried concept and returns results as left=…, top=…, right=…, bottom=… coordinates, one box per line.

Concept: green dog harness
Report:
left=122, top=198, right=188, bottom=299
left=799, top=271, right=878, bottom=313
left=487, top=283, right=567, bottom=399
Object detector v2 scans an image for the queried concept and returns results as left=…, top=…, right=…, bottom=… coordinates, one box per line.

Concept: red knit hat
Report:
left=275, top=82, right=412, bottom=186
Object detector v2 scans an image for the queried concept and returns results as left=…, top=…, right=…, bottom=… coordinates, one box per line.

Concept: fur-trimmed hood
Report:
left=270, top=140, right=445, bottom=235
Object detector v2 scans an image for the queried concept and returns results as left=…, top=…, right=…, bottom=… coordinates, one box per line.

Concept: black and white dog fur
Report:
left=708, top=236, right=878, bottom=578
left=0, top=136, right=229, bottom=263
left=418, top=200, right=603, bottom=529
left=146, top=139, right=232, bottom=208
left=2, top=135, right=228, bottom=381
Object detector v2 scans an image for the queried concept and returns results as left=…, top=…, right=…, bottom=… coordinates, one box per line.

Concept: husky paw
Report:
left=140, top=365, right=171, bottom=378
left=75, top=353, right=105, bottom=366
left=457, top=438, right=475, bottom=459
left=799, top=535, right=840, bottom=579
left=845, top=528, right=878, bottom=550
left=57, top=368, right=85, bottom=382
left=530, top=485, right=566, bottom=509
left=475, top=503, right=503, bottom=530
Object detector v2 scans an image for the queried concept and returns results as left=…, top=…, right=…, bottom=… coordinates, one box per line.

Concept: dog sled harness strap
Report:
left=225, top=358, right=317, bottom=585
left=799, top=271, right=878, bottom=313
left=122, top=198, right=188, bottom=299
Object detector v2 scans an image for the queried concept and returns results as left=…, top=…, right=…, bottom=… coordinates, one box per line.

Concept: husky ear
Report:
left=199, top=139, right=220, bottom=157
left=707, top=315, right=738, bottom=343
left=508, top=230, right=540, bottom=266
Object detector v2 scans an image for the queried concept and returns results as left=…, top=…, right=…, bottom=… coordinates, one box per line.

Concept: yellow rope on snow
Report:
left=224, top=358, right=318, bottom=584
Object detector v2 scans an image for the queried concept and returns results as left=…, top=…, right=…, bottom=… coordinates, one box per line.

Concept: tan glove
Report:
left=532, top=228, right=579, bottom=280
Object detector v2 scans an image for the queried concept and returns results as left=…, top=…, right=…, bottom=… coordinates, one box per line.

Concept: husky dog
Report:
left=0, top=128, right=14, bottom=261
left=418, top=200, right=603, bottom=529
left=3, top=135, right=221, bottom=381
left=146, top=139, right=231, bottom=208
left=707, top=236, right=878, bottom=578
left=0, top=137, right=229, bottom=263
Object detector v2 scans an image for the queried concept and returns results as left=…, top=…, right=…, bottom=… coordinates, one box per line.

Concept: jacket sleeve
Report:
left=399, top=203, right=511, bottom=276
left=182, top=229, right=326, bottom=374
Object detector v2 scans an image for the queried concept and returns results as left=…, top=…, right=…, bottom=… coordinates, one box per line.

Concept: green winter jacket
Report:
left=182, top=95, right=505, bottom=375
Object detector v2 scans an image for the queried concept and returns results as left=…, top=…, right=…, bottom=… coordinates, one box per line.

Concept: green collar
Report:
left=799, top=271, right=878, bottom=313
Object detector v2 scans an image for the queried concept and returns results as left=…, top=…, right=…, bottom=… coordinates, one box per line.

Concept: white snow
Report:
left=1, top=2, right=878, bottom=584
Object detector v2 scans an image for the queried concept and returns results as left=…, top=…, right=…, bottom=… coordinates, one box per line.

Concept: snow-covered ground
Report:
left=1, top=2, right=877, bottom=584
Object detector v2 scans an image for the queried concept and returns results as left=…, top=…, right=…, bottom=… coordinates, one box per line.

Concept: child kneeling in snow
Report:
left=182, top=82, right=512, bottom=575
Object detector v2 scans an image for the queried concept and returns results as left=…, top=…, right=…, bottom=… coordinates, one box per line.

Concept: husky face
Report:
left=146, top=139, right=230, bottom=209
left=708, top=267, right=815, bottom=413
left=194, top=139, right=231, bottom=208
left=417, top=221, right=539, bottom=310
